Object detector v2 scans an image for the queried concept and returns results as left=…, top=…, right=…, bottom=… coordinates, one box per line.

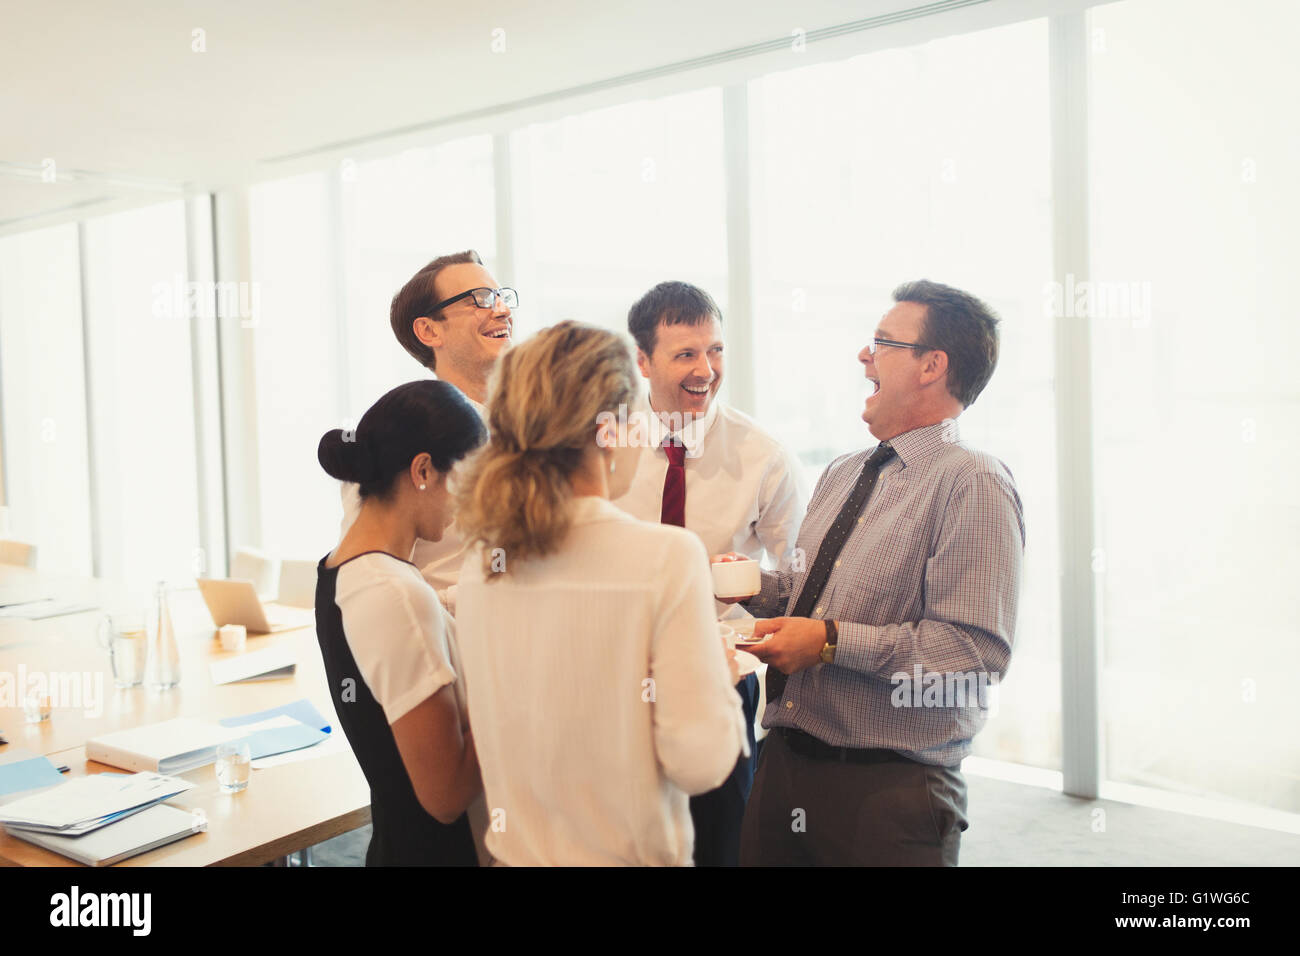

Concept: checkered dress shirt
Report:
left=746, top=419, right=1025, bottom=766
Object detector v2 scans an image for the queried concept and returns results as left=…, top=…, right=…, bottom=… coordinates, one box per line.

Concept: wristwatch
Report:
left=819, top=620, right=839, bottom=664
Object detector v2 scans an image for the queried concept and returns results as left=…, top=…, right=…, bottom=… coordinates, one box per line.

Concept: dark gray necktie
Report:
left=766, top=441, right=897, bottom=702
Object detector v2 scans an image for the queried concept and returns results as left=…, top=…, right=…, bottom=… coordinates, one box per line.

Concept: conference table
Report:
left=0, top=564, right=371, bottom=866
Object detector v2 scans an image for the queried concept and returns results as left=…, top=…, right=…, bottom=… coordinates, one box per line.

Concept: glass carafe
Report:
left=145, top=581, right=181, bottom=690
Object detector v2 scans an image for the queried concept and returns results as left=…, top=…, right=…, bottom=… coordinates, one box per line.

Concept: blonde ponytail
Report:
left=456, top=321, right=638, bottom=577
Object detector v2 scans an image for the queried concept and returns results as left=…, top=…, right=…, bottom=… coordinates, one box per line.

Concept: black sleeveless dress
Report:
left=314, top=552, right=477, bottom=866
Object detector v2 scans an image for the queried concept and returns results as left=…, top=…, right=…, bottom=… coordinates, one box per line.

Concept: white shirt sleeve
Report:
left=754, top=445, right=809, bottom=569
left=335, top=556, right=458, bottom=725
left=649, top=533, right=749, bottom=795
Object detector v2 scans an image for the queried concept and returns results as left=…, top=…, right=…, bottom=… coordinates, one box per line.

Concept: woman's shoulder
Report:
left=335, top=552, right=440, bottom=615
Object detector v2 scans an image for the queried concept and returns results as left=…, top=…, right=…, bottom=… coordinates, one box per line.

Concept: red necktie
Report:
left=660, top=438, right=686, bottom=527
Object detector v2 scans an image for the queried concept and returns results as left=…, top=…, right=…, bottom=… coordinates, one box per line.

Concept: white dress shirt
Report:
left=338, top=394, right=486, bottom=603
left=455, top=496, right=749, bottom=866
left=612, top=398, right=808, bottom=568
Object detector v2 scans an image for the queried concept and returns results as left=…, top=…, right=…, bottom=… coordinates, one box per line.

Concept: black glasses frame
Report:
left=867, top=337, right=933, bottom=355
left=432, top=287, right=519, bottom=313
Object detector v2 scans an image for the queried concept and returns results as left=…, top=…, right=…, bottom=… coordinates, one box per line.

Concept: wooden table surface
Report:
left=0, top=564, right=371, bottom=866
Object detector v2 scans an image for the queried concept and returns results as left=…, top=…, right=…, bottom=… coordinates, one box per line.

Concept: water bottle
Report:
left=146, top=581, right=182, bottom=690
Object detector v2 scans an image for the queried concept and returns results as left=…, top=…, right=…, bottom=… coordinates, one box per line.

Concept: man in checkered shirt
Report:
left=729, top=279, right=1025, bottom=866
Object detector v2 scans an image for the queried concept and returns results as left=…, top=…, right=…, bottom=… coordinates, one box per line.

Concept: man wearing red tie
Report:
left=613, top=281, right=807, bottom=866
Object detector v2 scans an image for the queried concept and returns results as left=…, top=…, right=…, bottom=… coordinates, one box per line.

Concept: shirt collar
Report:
left=882, top=418, right=960, bottom=468
left=646, top=396, right=720, bottom=454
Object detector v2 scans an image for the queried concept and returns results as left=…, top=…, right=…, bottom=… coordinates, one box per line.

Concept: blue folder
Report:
left=219, top=698, right=331, bottom=734
left=0, top=755, right=65, bottom=797
left=219, top=699, right=331, bottom=760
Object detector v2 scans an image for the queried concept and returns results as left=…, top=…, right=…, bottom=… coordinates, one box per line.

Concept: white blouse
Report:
left=455, top=496, right=749, bottom=866
left=333, top=553, right=467, bottom=725
left=333, top=552, right=489, bottom=864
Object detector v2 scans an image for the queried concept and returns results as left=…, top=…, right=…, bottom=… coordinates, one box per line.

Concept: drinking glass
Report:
left=98, top=613, right=147, bottom=688
left=216, top=741, right=251, bottom=793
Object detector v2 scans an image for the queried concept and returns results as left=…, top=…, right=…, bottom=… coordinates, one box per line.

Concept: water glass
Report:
left=216, top=740, right=251, bottom=793
left=23, top=690, right=51, bottom=723
left=99, top=613, right=147, bottom=688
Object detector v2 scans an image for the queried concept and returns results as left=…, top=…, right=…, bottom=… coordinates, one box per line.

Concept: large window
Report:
left=251, top=139, right=501, bottom=563
left=511, top=89, right=730, bottom=357
left=1089, top=0, right=1300, bottom=813
left=81, top=201, right=202, bottom=593
left=749, top=18, right=1060, bottom=771
left=3, top=0, right=1297, bottom=826
left=250, top=171, right=349, bottom=563
left=0, top=224, right=93, bottom=575
left=339, top=136, right=498, bottom=413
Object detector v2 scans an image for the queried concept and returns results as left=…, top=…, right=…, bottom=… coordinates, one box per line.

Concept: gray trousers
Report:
left=739, top=729, right=969, bottom=866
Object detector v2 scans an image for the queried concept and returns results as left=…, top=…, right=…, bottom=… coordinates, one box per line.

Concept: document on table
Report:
left=0, top=771, right=195, bottom=834
left=219, top=698, right=331, bottom=734
left=0, top=599, right=97, bottom=620
left=209, top=645, right=296, bottom=684
left=229, top=714, right=329, bottom=760
left=251, top=731, right=350, bottom=770
left=0, top=590, right=50, bottom=608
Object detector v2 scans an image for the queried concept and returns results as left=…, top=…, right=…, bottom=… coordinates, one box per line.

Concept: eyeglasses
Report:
left=864, top=337, right=932, bottom=356
left=433, top=287, right=519, bottom=312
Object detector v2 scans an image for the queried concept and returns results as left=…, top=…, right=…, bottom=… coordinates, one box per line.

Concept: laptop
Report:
left=196, top=579, right=313, bottom=634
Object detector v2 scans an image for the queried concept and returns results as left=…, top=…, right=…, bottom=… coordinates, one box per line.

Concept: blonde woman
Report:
left=455, top=321, right=747, bottom=866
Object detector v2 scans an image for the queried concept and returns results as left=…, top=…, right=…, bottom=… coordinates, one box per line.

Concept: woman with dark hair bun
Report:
left=315, top=379, right=488, bottom=866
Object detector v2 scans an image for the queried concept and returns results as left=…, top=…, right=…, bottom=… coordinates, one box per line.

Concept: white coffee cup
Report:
left=711, top=558, right=760, bottom=599
left=219, top=624, right=247, bottom=652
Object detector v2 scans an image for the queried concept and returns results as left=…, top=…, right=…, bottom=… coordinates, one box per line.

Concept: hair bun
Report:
left=317, top=428, right=377, bottom=484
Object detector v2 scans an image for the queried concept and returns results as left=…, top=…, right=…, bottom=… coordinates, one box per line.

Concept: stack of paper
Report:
left=0, top=772, right=201, bottom=866
left=11, top=804, right=203, bottom=866
left=0, top=771, right=195, bottom=836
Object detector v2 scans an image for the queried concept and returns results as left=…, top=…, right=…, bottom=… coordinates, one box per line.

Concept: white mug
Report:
left=711, top=558, right=760, bottom=599
left=219, top=624, right=247, bottom=652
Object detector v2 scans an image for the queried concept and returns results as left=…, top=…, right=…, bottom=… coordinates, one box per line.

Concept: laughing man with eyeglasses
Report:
left=338, top=251, right=518, bottom=620
left=725, top=279, right=1026, bottom=867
